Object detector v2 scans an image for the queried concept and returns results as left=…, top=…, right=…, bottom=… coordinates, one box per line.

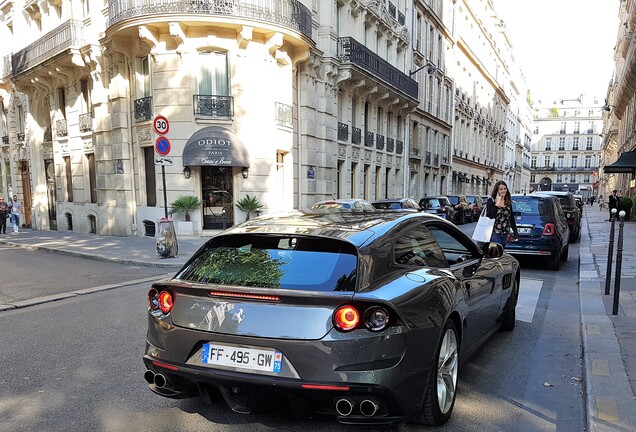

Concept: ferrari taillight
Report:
left=333, top=305, right=360, bottom=331
left=158, top=291, right=174, bottom=314
left=333, top=305, right=391, bottom=332
left=542, top=223, right=555, bottom=236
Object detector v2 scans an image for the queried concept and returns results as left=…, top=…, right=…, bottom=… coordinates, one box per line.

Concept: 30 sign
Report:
left=153, top=115, right=170, bottom=135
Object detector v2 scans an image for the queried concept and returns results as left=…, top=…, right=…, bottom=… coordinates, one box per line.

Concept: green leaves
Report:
left=236, top=194, right=264, bottom=220
left=169, top=195, right=202, bottom=221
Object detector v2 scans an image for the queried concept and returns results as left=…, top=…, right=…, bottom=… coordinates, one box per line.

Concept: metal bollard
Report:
left=605, top=208, right=618, bottom=295
left=612, top=211, right=626, bottom=315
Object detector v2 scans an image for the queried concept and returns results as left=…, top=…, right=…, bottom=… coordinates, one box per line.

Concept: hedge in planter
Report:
left=617, top=196, right=633, bottom=221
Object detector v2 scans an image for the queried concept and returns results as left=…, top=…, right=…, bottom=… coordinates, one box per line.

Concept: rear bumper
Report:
left=505, top=237, right=560, bottom=256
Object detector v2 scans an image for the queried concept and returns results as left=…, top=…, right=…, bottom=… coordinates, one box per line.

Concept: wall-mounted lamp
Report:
left=183, top=166, right=191, bottom=179
left=242, top=167, right=249, bottom=179
left=409, top=61, right=440, bottom=76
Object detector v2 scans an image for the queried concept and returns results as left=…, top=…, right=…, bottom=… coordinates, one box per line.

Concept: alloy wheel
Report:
left=437, top=328, right=459, bottom=414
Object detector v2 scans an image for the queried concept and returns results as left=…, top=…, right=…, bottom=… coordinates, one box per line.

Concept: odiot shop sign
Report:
left=197, top=138, right=233, bottom=165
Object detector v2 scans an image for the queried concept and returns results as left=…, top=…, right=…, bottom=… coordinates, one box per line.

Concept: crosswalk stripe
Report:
left=517, top=277, right=543, bottom=323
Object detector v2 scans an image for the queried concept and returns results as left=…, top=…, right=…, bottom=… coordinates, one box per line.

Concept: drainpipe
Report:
left=126, top=57, right=139, bottom=235
left=296, top=66, right=303, bottom=209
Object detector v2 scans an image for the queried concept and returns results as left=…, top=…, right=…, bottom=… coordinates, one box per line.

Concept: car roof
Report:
left=532, top=190, right=571, bottom=196
left=220, top=210, right=450, bottom=247
left=372, top=198, right=412, bottom=203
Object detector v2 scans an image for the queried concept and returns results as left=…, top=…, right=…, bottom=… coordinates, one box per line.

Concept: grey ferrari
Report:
left=143, top=209, right=520, bottom=426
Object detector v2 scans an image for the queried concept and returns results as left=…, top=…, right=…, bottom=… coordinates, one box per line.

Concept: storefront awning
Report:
left=183, top=126, right=250, bottom=167
left=604, top=150, right=636, bottom=174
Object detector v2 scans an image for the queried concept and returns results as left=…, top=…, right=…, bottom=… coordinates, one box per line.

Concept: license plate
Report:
left=202, top=343, right=283, bottom=373
left=518, top=227, right=532, bottom=234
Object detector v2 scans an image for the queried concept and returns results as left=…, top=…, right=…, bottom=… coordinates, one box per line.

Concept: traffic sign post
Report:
left=153, top=115, right=171, bottom=218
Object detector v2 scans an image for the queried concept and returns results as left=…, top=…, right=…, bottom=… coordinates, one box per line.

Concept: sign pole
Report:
left=162, top=165, right=168, bottom=218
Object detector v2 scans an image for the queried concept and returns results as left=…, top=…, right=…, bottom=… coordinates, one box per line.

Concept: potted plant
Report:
left=618, top=196, right=633, bottom=221
left=169, top=195, right=202, bottom=235
left=236, top=194, right=263, bottom=221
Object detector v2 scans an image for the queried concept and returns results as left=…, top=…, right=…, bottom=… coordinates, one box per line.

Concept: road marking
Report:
left=517, top=277, right=543, bottom=323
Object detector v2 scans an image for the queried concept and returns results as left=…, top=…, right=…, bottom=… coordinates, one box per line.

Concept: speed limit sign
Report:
left=153, top=115, right=170, bottom=135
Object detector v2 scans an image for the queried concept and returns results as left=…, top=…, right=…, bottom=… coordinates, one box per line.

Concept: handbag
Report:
left=471, top=207, right=495, bottom=243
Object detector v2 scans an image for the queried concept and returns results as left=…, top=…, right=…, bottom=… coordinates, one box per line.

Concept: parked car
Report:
left=372, top=198, right=421, bottom=210
left=419, top=196, right=456, bottom=221
left=531, top=191, right=581, bottom=243
left=447, top=195, right=473, bottom=224
left=466, top=195, right=485, bottom=222
left=143, top=211, right=520, bottom=425
left=505, top=193, right=570, bottom=270
left=573, top=194, right=584, bottom=210
left=311, top=199, right=376, bottom=212
left=482, top=195, right=491, bottom=206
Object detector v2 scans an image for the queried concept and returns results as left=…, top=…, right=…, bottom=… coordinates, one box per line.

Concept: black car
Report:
left=419, top=196, right=456, bottom=221
left=531, top=191, right=581, bottom=242
left=143, top=210, right=520, bottom=425
left=372, top=198, right=421, bottom=210
left=466, top=195, right=485, bottom=222
left=505, top=193, right=570, bottom=270
left=447, top=195, right=472, bottom=224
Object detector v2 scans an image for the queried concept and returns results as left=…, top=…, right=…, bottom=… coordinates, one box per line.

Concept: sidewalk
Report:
left=579, top=205, right=636, bottom=431
left=0, top=229, right=213, bottom=268
left=1, top=210, right=636, bottom=430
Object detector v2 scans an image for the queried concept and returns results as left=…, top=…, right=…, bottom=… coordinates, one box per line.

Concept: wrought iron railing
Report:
left=56, top=119, right=68, bottom=137
left=17, top=132, right=25, bottom=141
left=433, top=154, right=439, bottom=166
left=441, top=155, right=449, bottom=165
left=275, top=102, right=292, bottom=128
left=337, top=37, right=418, bottom=100
left=1, top=136, right=8, bottom=144
left=135, top=96, right=153, bottom=122
left=398, top=11, right=405, bottom=25
left=376, top=134, right=384, bottom=150
left=388, top=1, right=396, bottom=18
left=352, top=127, right=361, bottom=144
left=386, top=137, right=394, bottom=152
left=79, top=113, right=93, bottom=132
left=364, top=131, right=374, bottom=147
left=1, top=55, right=11, bottom=79
left=396, top=140, right=403, bottom=154
left=424, top=151, right=431, bottom=164
left=193, top=95, right=233, bottom=118
left=108, top=0, right=312, bottom=39
left=338, top=122, right=349, bottom=141
left=12, top=20, right=85, bottom=76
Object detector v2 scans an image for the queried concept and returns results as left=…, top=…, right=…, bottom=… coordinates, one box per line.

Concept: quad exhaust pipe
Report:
left=335, top=398, right=380, bottom=417
left=143, top=370, right=168, bottom=389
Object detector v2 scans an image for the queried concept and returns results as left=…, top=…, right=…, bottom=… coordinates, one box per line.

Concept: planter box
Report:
left=176, top=221, right=201, bottom=236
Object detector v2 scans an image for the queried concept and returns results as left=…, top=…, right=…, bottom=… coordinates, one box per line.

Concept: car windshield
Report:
left=466, top=196, right=477, bottom=204
left=176, top=234, right=358, bottom=292
left=512, top=197, right=545, bottom=215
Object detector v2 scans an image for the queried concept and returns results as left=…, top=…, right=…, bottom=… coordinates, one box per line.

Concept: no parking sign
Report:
left=155, top=136, right=171, bottom=156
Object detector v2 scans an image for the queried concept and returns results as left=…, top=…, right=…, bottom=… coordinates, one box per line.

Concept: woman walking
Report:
left=486, top=180, right=518, bottom=248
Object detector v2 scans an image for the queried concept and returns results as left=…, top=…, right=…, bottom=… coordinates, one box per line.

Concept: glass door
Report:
left=201, top=166, right=233, bottom=229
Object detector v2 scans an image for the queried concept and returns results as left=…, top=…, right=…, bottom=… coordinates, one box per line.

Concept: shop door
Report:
left=44, top=159, right=57, bottom=230
left=20, top=161, right=33, bottom=228
left=202, top=166, right=233, bottom=229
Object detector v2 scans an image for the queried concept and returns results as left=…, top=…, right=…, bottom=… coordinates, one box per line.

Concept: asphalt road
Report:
left=0, top=232, right=585, bottom=432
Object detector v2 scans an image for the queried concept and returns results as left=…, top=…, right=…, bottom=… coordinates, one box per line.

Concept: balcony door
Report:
left=45, top=159, right=57, bottom=230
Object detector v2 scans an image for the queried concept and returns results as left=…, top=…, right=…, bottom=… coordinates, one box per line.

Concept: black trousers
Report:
left=0, top=215, right=6, bottom=234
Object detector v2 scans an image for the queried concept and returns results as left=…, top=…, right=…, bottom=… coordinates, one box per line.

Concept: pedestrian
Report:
left=598, top=195, right=604, bottom=210
left=9, top=195, right=21, bottom=233
left=485, top=180, right=518, bottom=248
left=608, top=190, right=619, bottom=220
left=590, top=195, right=595, bottom=206
left=0, top=197, right=9, bottom=234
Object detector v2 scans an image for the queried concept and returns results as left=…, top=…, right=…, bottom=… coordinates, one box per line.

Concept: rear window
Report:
left=557, top=197, right=573, bottom=207
left=176, top=234, right=358, bottom=292
left=373, top=202, right=401, bottom=209
left=466, top=196, right=477, bottom=204
left=448, top=196, right=459, bottom=204
left=312, top=202, right=351, bottom=209
left=513, top=197, right=548, bottom=215
left=421, top=198, right=442, bottom=209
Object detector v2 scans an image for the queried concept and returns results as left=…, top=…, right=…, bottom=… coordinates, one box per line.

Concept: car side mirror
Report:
left=483, top=242, right=504, bottom=258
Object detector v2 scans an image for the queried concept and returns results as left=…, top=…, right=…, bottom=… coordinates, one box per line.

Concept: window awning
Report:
left=604, top=150, right=636, bottom=174
left=182, top=126, right=250, bottom=167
